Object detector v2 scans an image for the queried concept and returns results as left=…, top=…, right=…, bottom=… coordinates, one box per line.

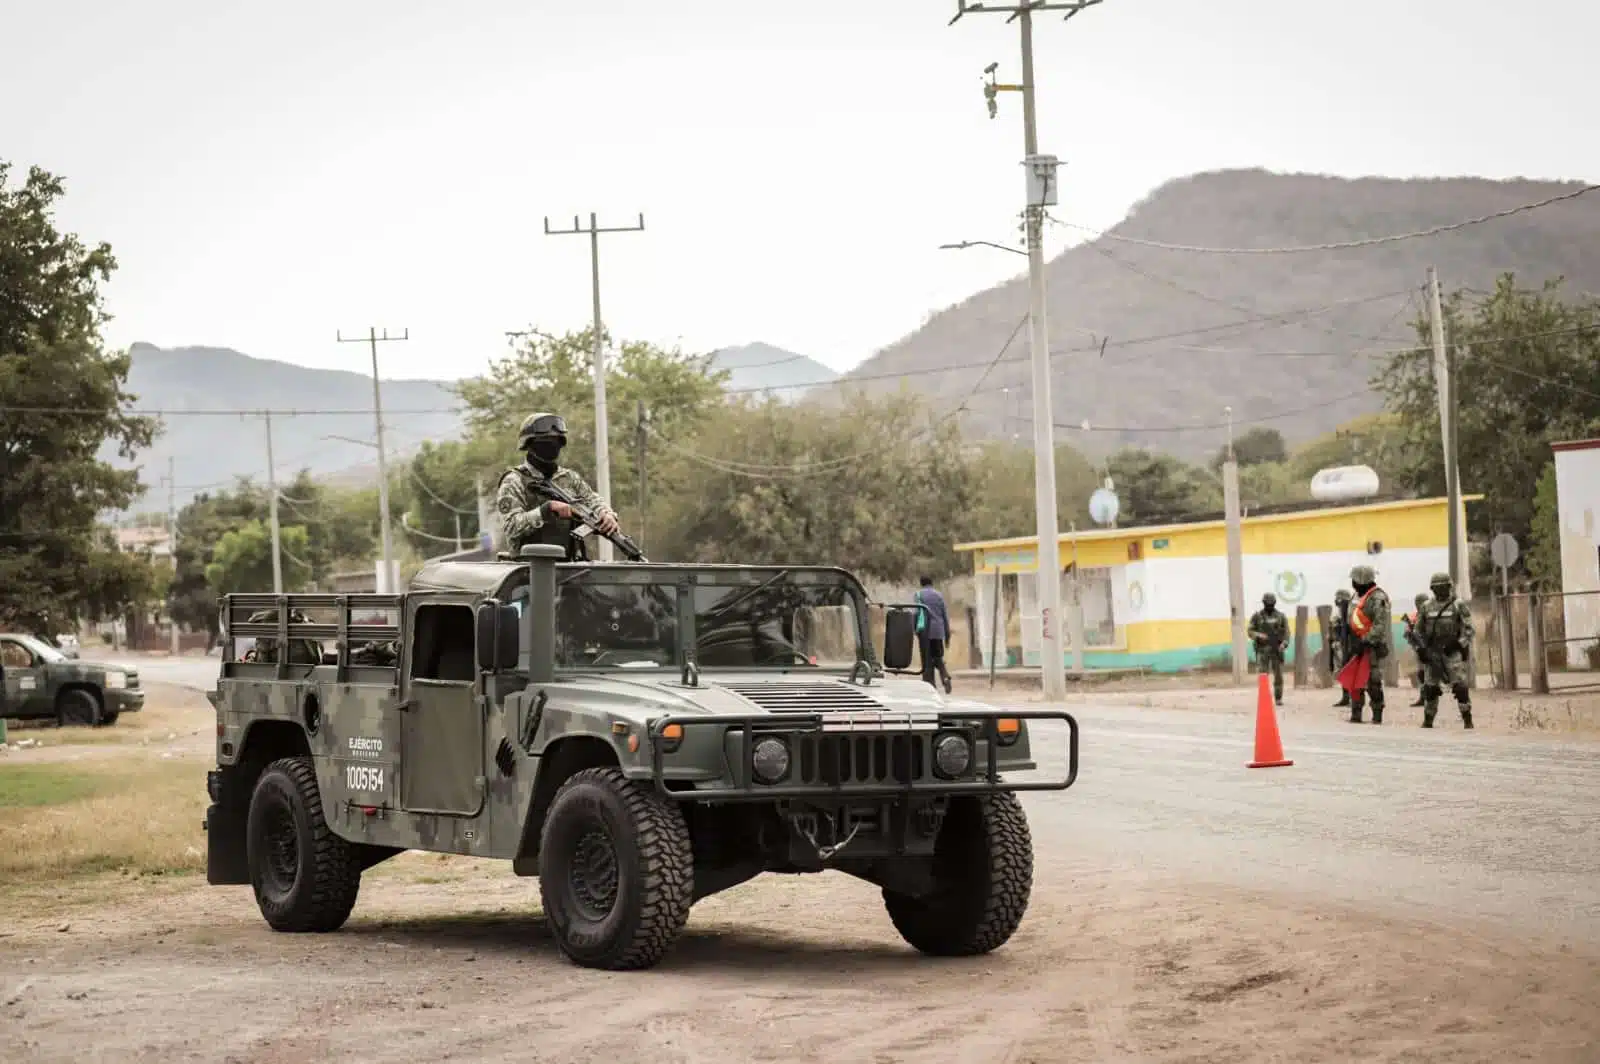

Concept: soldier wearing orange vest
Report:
left=1343, top=563, right=1392, bottom=724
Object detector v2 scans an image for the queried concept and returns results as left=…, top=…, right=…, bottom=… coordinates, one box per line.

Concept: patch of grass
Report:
left=0, top=755, right=209, bottom=889
left=0, top=764, right=109, bottom=808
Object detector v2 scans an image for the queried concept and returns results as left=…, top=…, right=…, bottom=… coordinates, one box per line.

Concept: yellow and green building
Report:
left=954, top=495, right=1477, bottom=672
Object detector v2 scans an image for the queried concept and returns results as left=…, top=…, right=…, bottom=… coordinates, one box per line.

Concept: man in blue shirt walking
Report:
left=914, top=575, right=953, bottom=693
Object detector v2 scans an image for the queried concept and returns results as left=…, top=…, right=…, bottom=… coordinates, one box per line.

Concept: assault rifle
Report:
left=527, top=472, right=649, bottom=562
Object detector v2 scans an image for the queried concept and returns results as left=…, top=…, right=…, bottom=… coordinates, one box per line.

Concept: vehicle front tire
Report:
left=538, top=766, right=693, bottom=971
left=246, top=756, right=361, bottom=933
left=883, top=792, right=1033, bottom=957
left=55, top=688, right=101, bottom=727
left=97, top=710, right=119, bottom=727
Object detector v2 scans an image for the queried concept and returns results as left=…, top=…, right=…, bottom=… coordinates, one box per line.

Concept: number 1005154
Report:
left=346, top=765, right=384, bottom=793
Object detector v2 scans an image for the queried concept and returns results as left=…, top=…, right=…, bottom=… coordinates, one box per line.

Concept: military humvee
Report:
left=203, top=545, right=1079, bottom=970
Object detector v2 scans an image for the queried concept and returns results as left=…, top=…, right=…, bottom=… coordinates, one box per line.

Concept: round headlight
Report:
left=934, top=733, right=972, bottom=779
left=751, top=736, right=790, bottom=784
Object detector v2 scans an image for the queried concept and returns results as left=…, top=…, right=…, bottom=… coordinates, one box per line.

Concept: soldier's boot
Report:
left=1333, top=693, right=1351, bottom=707
left=1460, top=704, right=1473, bottom=729
left=1422, top=702, right=1437, bottom=729
left=1348, top=696, right=1363, bottom=724
left=1371, top=704, right=1383, bottom=725
left=1409, top=692, right=1425, bottom=707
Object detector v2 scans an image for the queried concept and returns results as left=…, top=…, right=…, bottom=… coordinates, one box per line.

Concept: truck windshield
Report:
left=513, top=570, right=867, bottom=671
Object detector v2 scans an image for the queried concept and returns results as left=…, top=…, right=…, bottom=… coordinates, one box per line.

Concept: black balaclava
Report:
left=527, top=438, right=563, bottom=476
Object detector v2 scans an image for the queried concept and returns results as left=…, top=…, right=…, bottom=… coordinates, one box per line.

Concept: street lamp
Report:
left=939, top=239, right=1027, bottom=256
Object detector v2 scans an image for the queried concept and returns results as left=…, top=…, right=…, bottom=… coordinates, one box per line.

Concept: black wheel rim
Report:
left=262, top=801, right=299, bottom=895
left=566, top=826, right=620, bottom=921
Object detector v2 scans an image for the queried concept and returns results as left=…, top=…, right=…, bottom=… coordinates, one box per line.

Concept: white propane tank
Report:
left=1310, top=465, right=1380, bottom=502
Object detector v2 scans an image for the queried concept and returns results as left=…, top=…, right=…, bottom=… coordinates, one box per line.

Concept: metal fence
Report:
left=1485, top=589, right=1600, bottom=694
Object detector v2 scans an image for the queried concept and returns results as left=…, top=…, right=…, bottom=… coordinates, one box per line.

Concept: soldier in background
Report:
left=1416, top=571, right=1475, bottom=729
left=1330, top=588, right=1353, bottom=708
left=239, top=608, right=323, bottom=664
left=1402, top=591, right=1432, bottom=707
left=1345, top=564, right=1391, bottom=725
left=1247, top=592, right=1290, bottom=707
left=496, top=411, right=620, bottom=559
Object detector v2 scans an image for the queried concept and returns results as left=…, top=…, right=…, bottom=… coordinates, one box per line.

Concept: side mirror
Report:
left=475, top=601, right=521, bottom=672
left=882, top=607, right=918, bottom=672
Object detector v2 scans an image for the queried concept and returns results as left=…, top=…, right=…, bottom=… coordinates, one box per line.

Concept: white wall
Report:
left=1553, top=444, right=1600, bottom=668
left=1142, top=548, right=1449, bottom=623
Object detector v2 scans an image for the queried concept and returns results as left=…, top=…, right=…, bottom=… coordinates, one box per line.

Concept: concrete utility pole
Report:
left=263, top=411, right=283, bottom=594
left=543, top=212, right=645, bottom=562
left=1221, top=407, right=1247, bottom=683
left=337, top=327, right=408, bottom=592
left=953, top=0, right=1102, bottom=700
left=636, top=401, right=650, bottom=554
left=1426, top=267, right=1469, bottom=597
left=166, top=456, right=179, bottom=655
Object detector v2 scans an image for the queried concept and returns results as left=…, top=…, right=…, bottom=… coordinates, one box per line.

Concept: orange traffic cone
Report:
left=1247, top=672, right=1293, bottom=769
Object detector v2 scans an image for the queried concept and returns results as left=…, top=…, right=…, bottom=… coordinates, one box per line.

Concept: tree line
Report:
left=4, top=158, right=1597, bottom=638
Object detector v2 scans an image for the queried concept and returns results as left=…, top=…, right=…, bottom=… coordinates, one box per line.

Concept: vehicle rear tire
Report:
left=882, top=792, right=1033, bottom=957
left=55, top=688, right=101, bottom=728
left=538, top=766, right=693, bottom=971
left=246, top=756, right=361, bottom=933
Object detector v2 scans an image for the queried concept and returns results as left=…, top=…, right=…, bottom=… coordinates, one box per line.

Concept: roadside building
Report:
left=955, top=495, right=1477, bottom=673
left=1551, top=438, right=1600, bottom=668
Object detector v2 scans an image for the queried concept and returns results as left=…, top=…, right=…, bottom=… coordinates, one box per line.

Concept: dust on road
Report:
left=2, top=849, right=1597, bottom=1063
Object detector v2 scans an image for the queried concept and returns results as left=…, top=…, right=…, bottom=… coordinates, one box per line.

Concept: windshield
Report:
left=510, top=570, right=867, bottom=671
left=692, top=580, right=861, bottom=668
left=15, top=635, right=67, bottom=664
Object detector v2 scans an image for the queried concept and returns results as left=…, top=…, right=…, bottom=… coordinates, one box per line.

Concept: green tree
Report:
left=1373, top=273, right=1600, bottom=543
left=169, top=482, right=266, bottom=639
left=455, top=326, right=729, bottom=536
left=0, top=161, right=160, bottom=633
left=1285, top=412, right=1407, bottom=486
left=1211, top=427, right=1287, bottom=471
left=1526, top=461, right=1561, bottom=590
left=205, top=520, right=313, bottom=594
left=1104, top=447, right=1220, bottom=523
left=401, top=438, right=500, bottom=547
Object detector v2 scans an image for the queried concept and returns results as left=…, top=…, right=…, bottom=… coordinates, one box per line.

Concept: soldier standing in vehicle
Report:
left=496, top=411, right=622, bottom=559
left=1416, top=571, right=1474, bottom=729
left=1247, top=592, right=1290, bottom=706
left=1403, top=591, right=1432, bottom=707
left=1330, top=588, right=1353, bottom=708
left=1343, top=564, right=1391, bottom=724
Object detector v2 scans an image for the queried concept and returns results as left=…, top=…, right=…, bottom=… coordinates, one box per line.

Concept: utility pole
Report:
left=337, top=327, right=408, bottom=592
left=263, top=411, right=283, bottom=594
left=1222, top=406, right=1247, bottom=683
left=954, top=0, right=1102, bottom=700
left=543, top=212, right=645, bottom=562
left=1426, top=268, right=1468, bottom=596
left=476, top=475, right=493, bottom=554
left=636, top=401, right=650, bottom=554
left=166, top=456, right=179, bottom=655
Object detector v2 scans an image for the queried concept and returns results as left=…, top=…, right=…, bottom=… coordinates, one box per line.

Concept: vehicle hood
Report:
left=51, top=661, right=139, bottom=685
left=554, top=670, right=999, bottom=723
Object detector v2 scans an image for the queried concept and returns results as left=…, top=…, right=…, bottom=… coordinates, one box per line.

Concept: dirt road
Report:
left=3, top=679, right=1598, bottom=1062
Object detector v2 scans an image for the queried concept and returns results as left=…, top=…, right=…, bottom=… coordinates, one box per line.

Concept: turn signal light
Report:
left=660, top=723, right=685, bottom=752
left=995, top=718, right=1021, bottom=745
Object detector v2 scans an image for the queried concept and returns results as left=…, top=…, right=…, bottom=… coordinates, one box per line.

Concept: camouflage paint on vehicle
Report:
left=0, top=632, right=144, bottom=723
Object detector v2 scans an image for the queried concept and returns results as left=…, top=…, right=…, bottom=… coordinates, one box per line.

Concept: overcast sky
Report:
left=4, top=0, right=1592, bottom=382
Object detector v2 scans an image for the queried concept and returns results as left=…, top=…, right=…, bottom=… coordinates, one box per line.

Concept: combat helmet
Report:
left=1262, top=592, right=1277, bottom=608
left=1349, top=564, right=1377, bottom=587
left=1429, top=571, right=1454, bottom=598
left=1334, top=588, right=1352, bottom=605
left=517, top=412, right=568, bottom=453
left=1414, top=592, right=1431, bottom=610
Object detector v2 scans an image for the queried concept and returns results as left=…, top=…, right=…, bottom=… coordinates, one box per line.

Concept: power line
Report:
left=1042, top=184, right=1600, bottom=255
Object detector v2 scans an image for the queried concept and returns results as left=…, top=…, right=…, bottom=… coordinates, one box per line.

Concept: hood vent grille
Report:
left=717, top=681, right=880, bottom=712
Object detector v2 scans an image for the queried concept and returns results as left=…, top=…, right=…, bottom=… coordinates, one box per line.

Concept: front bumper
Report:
left=106, top=688, right=145, bottom=713
left=647, top=708, right=1077, bottom=802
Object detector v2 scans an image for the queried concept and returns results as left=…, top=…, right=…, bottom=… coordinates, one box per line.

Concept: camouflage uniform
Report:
left=1416, top=572, right=1474, bottom=729
left=1345, top=564, right=1391, bottom=725
left=496, top=464, right=612, bottom=558
left=1247, top=593, right=1290, bottom=705
left=351, top=639, right=400, bottom=667
left=239, top=608, right=323, bottom=665
left=1330, top=589, right=1353, bottom=707
left=496, top=411, right=616, bottom=561
left=1403, top=592, right=1431, bottom=707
